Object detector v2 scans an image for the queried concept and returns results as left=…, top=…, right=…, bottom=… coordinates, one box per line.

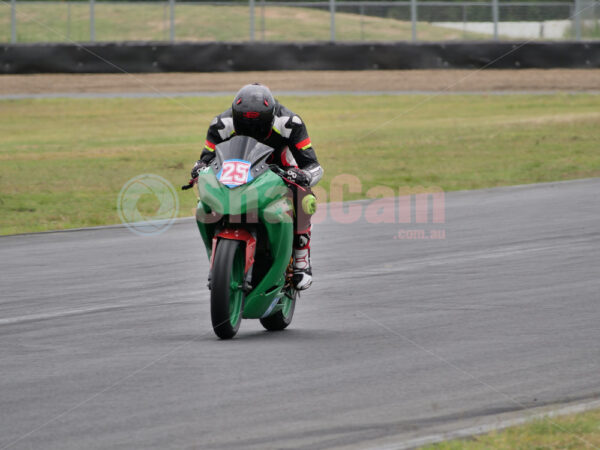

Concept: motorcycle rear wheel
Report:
left=260, top=289, right=296, bottom=331
left=211, top=239, right=245, bottom=339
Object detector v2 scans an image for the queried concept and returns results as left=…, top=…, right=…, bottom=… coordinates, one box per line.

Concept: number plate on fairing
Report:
left=217, top=159, right=254, bottom=188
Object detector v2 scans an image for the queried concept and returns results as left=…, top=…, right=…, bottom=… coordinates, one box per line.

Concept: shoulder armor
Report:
left=271, top=103, right=295, bottom=138
left=218, top=118, right=235, bottom=140
left=273, top=115, right=292, bottom=138
left=212, top=108, right=234, bottom=140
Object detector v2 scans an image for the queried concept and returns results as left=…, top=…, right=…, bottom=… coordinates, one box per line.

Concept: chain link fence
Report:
left=2, top=0, right=599, bottom=43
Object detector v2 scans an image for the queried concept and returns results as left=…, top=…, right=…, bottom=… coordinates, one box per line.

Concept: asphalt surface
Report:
left=1, top=178, right=599, bottom=449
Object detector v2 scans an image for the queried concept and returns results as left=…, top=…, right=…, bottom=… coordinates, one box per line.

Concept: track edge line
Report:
left=369, top=397, right=600, bottom=450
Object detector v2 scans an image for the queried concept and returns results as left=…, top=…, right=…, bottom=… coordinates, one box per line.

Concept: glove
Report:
left=182, top=160, right=208, bottom=190
left=285, top=167, right=312, bottom=187
left=191, top=160, right=208, bottom=179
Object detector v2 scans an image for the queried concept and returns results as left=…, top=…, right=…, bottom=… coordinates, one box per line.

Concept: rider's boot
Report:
left=292, top=232, right=312, bottom=290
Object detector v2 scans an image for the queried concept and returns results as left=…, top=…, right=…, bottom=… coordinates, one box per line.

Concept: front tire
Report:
left=260, top=289, right=296, bottom=331
left=211, top=239, right=245, bottom=339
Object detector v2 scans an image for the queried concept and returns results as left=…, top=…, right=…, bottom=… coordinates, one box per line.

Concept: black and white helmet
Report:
left=232, top=83, right=276, bottom=140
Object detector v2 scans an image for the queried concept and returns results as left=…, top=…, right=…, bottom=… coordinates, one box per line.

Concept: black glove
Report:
left=182, top=160, right=208, bottom=190
left=191, top=160, right=208, bottom=179
left=285, top=167, right=312, bottom=187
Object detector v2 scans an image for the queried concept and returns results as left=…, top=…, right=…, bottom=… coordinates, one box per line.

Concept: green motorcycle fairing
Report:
left=195, top=137, right=294, bottom=319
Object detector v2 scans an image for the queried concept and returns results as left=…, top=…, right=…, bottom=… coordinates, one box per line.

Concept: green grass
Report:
left=565, top=21, right=600, bottom=39
left=423, top=407, right=600, bottom=449
left=1, top=93, right=600, bottom=235
left=0, top=3, right=489, bottom=43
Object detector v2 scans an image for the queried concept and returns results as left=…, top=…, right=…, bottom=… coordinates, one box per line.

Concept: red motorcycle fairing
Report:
left=210, top=229, right=256, bottom=274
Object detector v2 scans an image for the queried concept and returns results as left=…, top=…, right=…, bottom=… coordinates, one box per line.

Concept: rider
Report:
left=190, top=83, right=323, bottom=290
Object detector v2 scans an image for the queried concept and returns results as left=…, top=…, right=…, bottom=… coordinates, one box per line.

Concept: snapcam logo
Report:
left=117, top=174, right=179, bottom=236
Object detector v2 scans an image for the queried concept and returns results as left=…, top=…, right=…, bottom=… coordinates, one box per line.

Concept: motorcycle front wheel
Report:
left=211, top=239, right=245, bottom=339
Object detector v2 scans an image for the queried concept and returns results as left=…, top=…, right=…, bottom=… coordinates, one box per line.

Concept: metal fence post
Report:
left=90, top=0, right=95, bottom=42
left=330, top=0, right=335, bottom=42
left=410, top=0, right=417, bottom=41
left=67, top=1, right=71, bottom=40
left=462, top=3, right=467, bottom=38
left=492, top=0, right=499, bottom=40
left=163, top=2, right=167, bottom=40
left=250, top=0, right=255, bottom=41
left=11, top=0, right=16, bottom=43
left=169, top=0, right=175, bottom=41
left=260, top=0, right=265, bottom=41
left=360, top=3, right=365, bottom=41
left=574, top=0, right=582, bottom=40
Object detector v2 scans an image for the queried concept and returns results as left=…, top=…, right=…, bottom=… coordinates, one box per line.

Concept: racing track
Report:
left=1, top=178, right=599, bottom=449
left=3, top=90, right=600, bottom=100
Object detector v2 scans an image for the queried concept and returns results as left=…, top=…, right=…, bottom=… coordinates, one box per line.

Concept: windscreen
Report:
left=212, top=136, right=274, bottom=188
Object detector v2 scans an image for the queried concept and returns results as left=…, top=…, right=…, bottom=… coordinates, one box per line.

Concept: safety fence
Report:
left=2, top=0, right=599, bottom=43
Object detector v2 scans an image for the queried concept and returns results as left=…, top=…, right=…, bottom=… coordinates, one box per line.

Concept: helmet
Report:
left=232, top=84, right=276, bottom=140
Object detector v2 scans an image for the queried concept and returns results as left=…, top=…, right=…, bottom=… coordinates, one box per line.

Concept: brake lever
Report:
left=181, top=177, right=198, bottom=190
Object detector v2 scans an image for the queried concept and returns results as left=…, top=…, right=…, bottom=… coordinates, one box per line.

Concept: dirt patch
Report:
left=1, top=70, right=599, bottom=95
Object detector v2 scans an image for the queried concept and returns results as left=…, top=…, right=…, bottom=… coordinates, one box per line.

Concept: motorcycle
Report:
left=183, top=135, right=316, bottom=339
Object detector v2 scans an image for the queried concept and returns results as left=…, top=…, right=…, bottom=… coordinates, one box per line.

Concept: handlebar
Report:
left=181, top=165, right=305, bottom=192
left=269, top=165, right=306, bottom=191
left=268, top=164, right=287, bottom=176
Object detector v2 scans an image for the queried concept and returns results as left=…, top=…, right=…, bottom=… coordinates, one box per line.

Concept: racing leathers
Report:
left=199, top=102, right=323, bottom=290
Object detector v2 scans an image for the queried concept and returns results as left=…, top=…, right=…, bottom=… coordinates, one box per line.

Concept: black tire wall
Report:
left=1, top=41, right=599, bottom=74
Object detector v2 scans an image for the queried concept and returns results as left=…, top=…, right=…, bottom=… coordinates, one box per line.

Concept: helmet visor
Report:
left=233, top=112, right=273, bottom=140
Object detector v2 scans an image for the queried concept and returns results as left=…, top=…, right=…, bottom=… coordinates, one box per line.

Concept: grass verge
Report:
left=1, top=93, right=599, bottom=235
left=422, top=407, right=600, bottom=449
left=0, top=3, right=488, bottom=43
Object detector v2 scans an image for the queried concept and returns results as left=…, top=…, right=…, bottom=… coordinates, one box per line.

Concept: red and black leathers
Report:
left=200, top=102, right=321, bottom=179
left=199, top=99, right=322, bottom=290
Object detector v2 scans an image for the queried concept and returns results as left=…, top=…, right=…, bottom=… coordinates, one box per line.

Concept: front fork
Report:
left=208, top=228, right=257, bottom=292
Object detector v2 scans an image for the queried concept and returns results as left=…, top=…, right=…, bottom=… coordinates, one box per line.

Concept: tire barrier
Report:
left=1, top=41, right=599, bottom=74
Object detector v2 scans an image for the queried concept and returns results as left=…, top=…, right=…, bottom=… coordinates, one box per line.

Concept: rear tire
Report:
left=260, top=289, right=296, bottom=331
left=211, top=239, right=245, bottom=339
